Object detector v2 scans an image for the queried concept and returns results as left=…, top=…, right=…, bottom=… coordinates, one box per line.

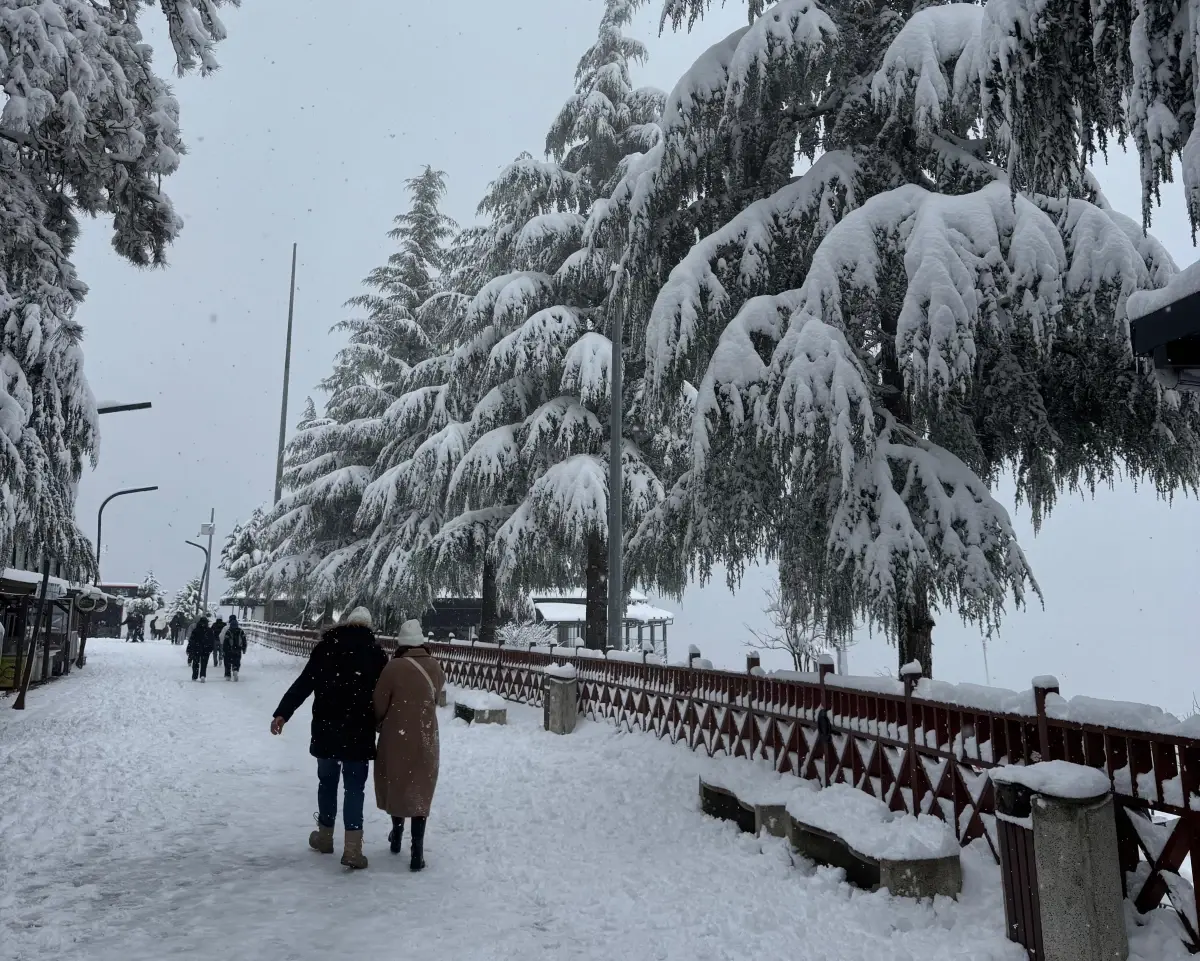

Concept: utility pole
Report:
left=274, top=243, right=298, bottom=505
left=199, top=510, right=215, bottom=615
left=606, top=297, right=624, bottom=652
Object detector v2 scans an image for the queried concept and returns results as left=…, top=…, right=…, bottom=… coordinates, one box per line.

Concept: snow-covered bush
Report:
left=497, top=621, right=556, bottom=649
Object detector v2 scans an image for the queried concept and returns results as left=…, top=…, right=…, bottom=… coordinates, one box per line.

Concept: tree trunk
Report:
left=584, top=532, right=608, bottom=649
left=880, top=307, right=936, bottom=679
left=897, top=588, right=935, bottom=678
left=480, top=557, right=498, bottom=644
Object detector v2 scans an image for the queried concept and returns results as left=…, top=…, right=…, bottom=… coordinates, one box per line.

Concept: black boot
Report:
left=389, top=817, right=404, bottom=855
left=410, top=817, right=426, bottom=872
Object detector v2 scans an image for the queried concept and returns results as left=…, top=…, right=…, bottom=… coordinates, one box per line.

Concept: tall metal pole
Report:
left=185, top=541, right=210, bottom=618
left=12, top=557, right=51, bottom=710
left=201, top=509, right=215, bottom=615
left=607, top=306, right=624, bottom=652
left=274, top=243, right=298, bottom=505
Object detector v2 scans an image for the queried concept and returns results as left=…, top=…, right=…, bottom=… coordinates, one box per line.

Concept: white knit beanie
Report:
left=344, top=606, right=372, bottom=629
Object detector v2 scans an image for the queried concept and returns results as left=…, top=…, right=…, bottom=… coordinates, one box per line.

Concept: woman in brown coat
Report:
left=373, top=619, right=445, bottom=871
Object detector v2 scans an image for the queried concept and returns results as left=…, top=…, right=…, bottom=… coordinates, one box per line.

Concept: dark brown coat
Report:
left=372, top=647, right=446, bottom=817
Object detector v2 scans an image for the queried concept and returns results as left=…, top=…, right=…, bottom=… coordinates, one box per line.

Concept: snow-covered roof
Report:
left=534, top=600, right=674, bottom=625
left=534, top=588, right=650, bottom=603
left=2, top=567, right=78, bottom=596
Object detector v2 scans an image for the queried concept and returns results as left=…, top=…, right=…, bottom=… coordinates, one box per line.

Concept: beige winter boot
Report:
left=340, top=830, right=368, bottom=869
left=308, top=821, right=335, bottom=854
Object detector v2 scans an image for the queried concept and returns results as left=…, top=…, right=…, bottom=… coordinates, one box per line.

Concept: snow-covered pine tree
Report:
left=0, top=0, right=242, bottom=577
left=610, top=0, right=1200, bottom=674
left=410, top=0, right=666, bottom=648
left=170, top=575, right=204, bottom=621
left=219, top=507, right=265, bottom=604
left=263, top=170, right=457, bottom=613
left=136, top=571, right=164, bottom=612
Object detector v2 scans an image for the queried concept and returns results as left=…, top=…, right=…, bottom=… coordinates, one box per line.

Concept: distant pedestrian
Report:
left=373, top=619, right=445, bottom=871
left=211, top=617, right=225, bottom=667
left=222, top=615, right=247, bottom=681
left=270, top=607, right=388, bottom=870
left=187, top=616, right=215, bottom=682
left=170, top=611, right=187, bottom=645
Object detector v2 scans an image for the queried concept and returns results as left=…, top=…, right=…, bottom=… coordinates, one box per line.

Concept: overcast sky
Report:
left=73, top=0, right=1199, bottom=715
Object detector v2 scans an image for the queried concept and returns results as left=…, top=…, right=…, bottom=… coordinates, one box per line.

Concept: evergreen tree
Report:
left=398, top=0, right=666, bottom=648
left=170, top=575, right=204, bottom=621
left=220, top=507, right=266, bottom=602
left=262, top=170, right=457, bottom=608
left=0, top=0, right=243, bottom=577
left=607, top=0, right=1200, bottom=673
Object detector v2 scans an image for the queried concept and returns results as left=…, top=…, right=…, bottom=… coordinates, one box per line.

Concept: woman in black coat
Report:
left=187, top=617, right=215, bottom=682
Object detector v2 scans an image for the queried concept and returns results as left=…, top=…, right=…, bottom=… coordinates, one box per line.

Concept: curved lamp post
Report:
left=184, top=540, right=210, bottom=619
left=78, top=485, right=158, bottom=667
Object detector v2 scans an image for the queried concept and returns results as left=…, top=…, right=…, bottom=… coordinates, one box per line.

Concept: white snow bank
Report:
left=544, top=663, right=577, bottom=681
left=1127, top=258, right=1200, bottom=320
left=700, top=755, right=805, bottom=807
left=786, top=783, right=959, bottom=861
left=455, top=691, right=507, bottom=711
left=991, top=761, right=1111, bottom=800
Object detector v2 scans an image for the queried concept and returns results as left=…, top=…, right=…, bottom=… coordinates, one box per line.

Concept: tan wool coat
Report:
left=373, top=648, right=446, bottom=818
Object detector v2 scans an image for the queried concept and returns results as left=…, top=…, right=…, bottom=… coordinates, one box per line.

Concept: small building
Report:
left=1129, top=265, right=1200, bottom=391
left=531, top=590, right=674, bottom=658
left=418, top=589, right=674, bottom=657
left=1, top=566, right=91, bottom=688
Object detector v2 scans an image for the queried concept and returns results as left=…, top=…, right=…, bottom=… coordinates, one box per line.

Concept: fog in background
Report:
left=73, top=0, right=1199, bottom=715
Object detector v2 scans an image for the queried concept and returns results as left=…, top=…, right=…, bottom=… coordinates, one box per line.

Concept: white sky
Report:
left=73, top=0, right=1199, bottom=714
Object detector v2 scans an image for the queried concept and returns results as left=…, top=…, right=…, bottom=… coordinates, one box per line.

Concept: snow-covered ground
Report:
left=0, top=640, right=1189, bottom=961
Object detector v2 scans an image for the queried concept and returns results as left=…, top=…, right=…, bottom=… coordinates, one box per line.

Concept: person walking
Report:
left=187, top=616, right=215, bottom=681
left=211, top=617, right=225, bottom=667
left=270, top=607, right=388, bottom=870
left=372, top=619, right=445, bottom=871
left=170, top=611, right=186, bottom=645
left=223, top=615, right=247, bottom=680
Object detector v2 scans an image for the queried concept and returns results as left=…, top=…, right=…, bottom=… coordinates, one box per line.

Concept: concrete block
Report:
left=543, top=675, right=578, bottom=735
left=436, top=689, right=447, bottom=708
left=786, top=811, right=962, bottom=899
left=451, top=700, right=506, bottom=724
left=879, top=854, right=963, bottom=900
left=753, top=803, right=788, bottom=839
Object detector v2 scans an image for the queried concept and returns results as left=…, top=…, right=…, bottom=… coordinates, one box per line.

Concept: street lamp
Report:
left=78, top=485, right=158, bottom=667
left=185, top=539, right=210, bottom=619
left=96, top=487, right=160, bottom=575
left=96, top=401, right=153, bottom=415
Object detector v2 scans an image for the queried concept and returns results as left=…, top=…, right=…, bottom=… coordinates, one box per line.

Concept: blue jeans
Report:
left=316, top=759, right=369, bottom=832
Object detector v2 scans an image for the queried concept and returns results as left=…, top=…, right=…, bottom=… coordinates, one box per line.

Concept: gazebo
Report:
left=1129, top=263, right=1200, bottom=392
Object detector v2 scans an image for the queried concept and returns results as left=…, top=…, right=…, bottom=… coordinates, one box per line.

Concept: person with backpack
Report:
left=210, top=617, right=225, bottom=667
left=270, top=607, right=388, bottom=869
left=223, top=615, right=247, bottom=680
left=187, top=616, right=215, bottom=682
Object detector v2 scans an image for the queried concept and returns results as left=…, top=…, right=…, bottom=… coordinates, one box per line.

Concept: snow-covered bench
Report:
left=698, top=757, right=801, bottom=839
left=453, top=690, right=508, bottom=725
left=785, top=783, right=962, bottom=899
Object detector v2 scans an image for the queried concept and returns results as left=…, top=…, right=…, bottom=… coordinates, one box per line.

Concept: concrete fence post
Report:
left=993, top=761, right=1128, bottom=961
left=544, top=664, right=578, bottom=735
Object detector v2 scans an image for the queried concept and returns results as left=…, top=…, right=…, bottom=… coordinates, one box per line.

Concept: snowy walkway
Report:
left=0, top=640, right=1186, bottom=961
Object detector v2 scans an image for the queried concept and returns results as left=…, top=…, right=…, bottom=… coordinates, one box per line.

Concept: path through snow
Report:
left=0, top=640, right=1189, bottom=960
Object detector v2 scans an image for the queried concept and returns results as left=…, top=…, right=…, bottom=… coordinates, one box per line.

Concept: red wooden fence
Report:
left=247, top=621, right=1199, bottom=946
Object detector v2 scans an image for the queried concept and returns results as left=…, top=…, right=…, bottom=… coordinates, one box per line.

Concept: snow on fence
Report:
left=245, top=621, right=1199, bottom=944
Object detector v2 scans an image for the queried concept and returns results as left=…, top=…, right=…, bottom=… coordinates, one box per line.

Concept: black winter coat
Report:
left=272, top=625, right=388, bottom=761
left=222, top=625, right=247, bottom=660
left=187, top=624, right=215, bottom=658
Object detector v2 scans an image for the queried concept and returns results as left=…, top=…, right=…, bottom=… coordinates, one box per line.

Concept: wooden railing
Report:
left=246, top=621, right=1199, bottom=945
